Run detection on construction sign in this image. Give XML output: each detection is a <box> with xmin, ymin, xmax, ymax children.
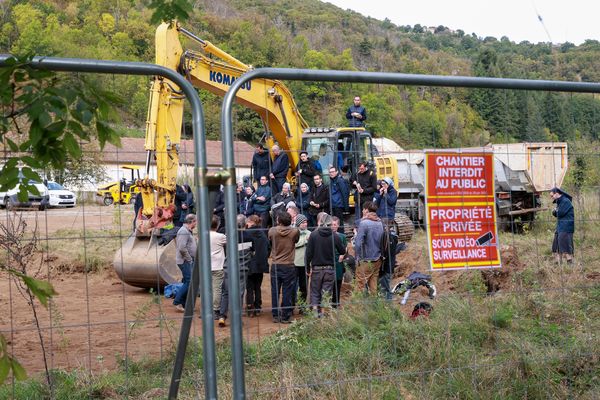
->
<box><xmin>424</xmin><ymin>149</ymin><xmax>501</xmax><ymax>271</ymax></box>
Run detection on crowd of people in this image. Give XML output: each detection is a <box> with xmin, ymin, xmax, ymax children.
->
<box><xmin>166</xmin><ymin>95</ymin><xmax>408</xmax><ymax>324</ymax></box>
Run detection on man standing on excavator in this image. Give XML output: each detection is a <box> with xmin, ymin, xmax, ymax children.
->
<box><xmin>346</xmin><ymin>96</ymin><xmax>367</xmax><ymax>127</ymax></box>
<box><xmin>270</xmin><ymin>145</ymin><xmax>289</xmax><ymax>194</ymax></box>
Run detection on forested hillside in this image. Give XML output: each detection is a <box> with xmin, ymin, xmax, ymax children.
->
<box><xmin>2</xmin><ymin>0</ymin><xmax>600</xmax><ymax>152</ymax></box>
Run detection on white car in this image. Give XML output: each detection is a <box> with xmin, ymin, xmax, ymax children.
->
<box><xmin>0</xmin><ymin>178</ymin><xmax>50</xmax><ymax>211</ymax></box>
<box><xmin>46</xmin><ymin>181</ymin><xmax>76</xmax><ymax>208</ymax></box>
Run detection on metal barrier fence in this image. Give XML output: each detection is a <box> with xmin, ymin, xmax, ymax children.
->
<box><xmin>0</xmin><ymin>58</ymin><xmax>599</xmax><ymax>399</ymax></box>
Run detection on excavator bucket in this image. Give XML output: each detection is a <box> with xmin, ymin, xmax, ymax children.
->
<box><xmin>113</xmin><ymin>235</ymin><xmax>182</xmax><ymax>288</ymax></box>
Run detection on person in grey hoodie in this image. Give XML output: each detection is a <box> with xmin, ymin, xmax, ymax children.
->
<box><xmin>173</xmin><ymin>214</ymin><xmax>197</xmax><ymax>311</ymax></box>
<box><xmin>353</xmin><ymin>201</ymin><xmax>384</xmax><ymax>295</ymax></box>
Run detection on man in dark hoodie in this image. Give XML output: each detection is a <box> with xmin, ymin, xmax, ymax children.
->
<box><xmin>550</xmin><ymin>187</ymin><xmax>575</xmax><ymax>264</ymax></box>
<box><xmin>252</xmin><ymin>144</ymin><xmax>270</xmax><ymax>183</ymax></box>
<box><xmin>295</xmin><ymin>151</ymin><xmax>318</xmax><ymax>189</ymax></box>
<box><xmin>306</xmin><ymin>213</ymin><xmax>346</xmax><ymax>317</ymax></box>
<box><xmin>268</xmin><ymin>211</ymin><xmax>300</xmax><ymax>323</ymax></box>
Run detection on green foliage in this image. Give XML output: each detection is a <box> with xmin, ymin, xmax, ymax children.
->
<box><xmin>0</xmin><ymin>55</ymin><xmax>121</xmax><ymax>200</ymax></box>
<box><xmin>147</xmin><ymin>0</ymin><xmax>193</xmax><ymax>25</ymax></box>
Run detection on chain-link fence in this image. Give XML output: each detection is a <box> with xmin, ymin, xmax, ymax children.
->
<box><xmin>1</xmin><ymin>62</ymin><xmax>599</xmax><ymax>399</ymax></box>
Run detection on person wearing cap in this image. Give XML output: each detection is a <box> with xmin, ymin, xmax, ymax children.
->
<box><xmin>374</xmin><ymin>177</ymin><xmax>398</xmax><ymax>220</ymax></box>
<box><xmin>292</xmin><ymin>214</ymin><xmax>310</xmax><ymax>313</ymax></box>
<box><xmin>550</xmin><ymin>187</ymin><xmax>575</xmax><ymax>264</ymax></box>
<box><xmin>305</xmin><ymin>213</ymin><xmax>346</xmax><ymax>317</ymax></box>
<box><xmin>295</xmin><ymin>150</ymin><xmax>318</xmax><ymax>189</ymax></box>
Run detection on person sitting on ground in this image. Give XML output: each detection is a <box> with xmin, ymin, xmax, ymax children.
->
<box><xmin>305</xmin><ymin>213</ymin><xmax>346</xmax><ymax>318</ymax></box>
<box><xmin>173</xmin><ymin>214</ymin><xmax>197</xmax><ymax>312</ymax></box>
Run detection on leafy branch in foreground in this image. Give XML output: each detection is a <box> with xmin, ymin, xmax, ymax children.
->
<box><xmin>0</xmin><ymin>54</ymin><xmax>122</xmax><ymax>201</ymax></box>
<box><xmin>0</xmin><ymin>213</ymin><xmax>58</xmax><ymax>386</ymax></box>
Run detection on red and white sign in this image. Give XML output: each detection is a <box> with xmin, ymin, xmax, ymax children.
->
<box><xmin>425</xmin><ymin>149</ymin><xmax>501</xmax><ymax>270</ymax></box>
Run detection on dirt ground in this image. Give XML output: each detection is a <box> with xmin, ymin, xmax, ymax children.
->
<box><xmin>0</xmin><ymin>205</ymin><xmax>453</xmax><ymax>375</ymax></box>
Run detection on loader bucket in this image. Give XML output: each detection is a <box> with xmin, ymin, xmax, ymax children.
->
<box><xmin>113</xmin><ymin>234</ymin><xmax>182</xmax><ymax>288</ymax></box>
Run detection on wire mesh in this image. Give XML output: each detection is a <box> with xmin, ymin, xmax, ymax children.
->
<box><xmin>1</xmin><ymin>84</ymin><xmax>599</xmax><ymax>399</ymax></box>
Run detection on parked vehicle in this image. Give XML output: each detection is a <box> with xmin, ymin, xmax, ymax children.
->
<box><xmin>374</xmin><ymin>142</ymin><xmax>569</xmax><ymax>230</ymax></box>
<box><xmin>96</xmin><ymin>165</ymin><xmax>141</xmax><ymax>206</ymax></box>
<box><xmin>46</xmin><ymin>181</ymin><xmax>76</xmax><ymax>208</ymax></box>
<box><xmin>0</xmin><ymin>172</ymin><xmax>49</xmax><ymax>211</ymax></box>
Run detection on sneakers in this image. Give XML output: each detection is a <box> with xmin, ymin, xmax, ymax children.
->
<box><xmin>279</xmin><ymin>318</ymin><xmax>292</xmax><ymax>324</ymax></box>
<box><xmin>174</xmin><ymin>304</ymin><xmax>185</xmax><ymax>313</ymax></box>
<box><xmin>218</xmin><ymin>317</ymin><xmax>226</xmax><ymax>327</ymax></box>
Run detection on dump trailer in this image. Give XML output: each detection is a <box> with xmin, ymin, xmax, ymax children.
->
<box><xmin>493</xmin><ymin>142</ymin><xmax>568</xmax><ymax>227</ymax></box>
<box><xmin>375</xmin><ymin>142</ymin><xmax>569</xmax><ymax>228</ymax></box>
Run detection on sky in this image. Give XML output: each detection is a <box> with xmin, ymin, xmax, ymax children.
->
<box><xmin>322</xmin><ymin>0</ymin><xmax>599</xmax><ymax>45</ymax></box>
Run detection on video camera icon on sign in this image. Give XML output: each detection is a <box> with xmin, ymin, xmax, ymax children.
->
<box><xmin>476</xmin><ymin>231</ymin><xmax>494</xmax><ymax>246</ymax></box>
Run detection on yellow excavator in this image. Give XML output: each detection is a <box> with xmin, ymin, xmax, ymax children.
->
<box><xmin>114</xmin><ymin>21</ymin><xmax>413</xmax><ymax>288</ymax></box>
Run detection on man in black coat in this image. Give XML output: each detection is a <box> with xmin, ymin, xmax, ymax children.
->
<box><xmin>270</xmin><ymin>145</ymin><xmax>289</xmax><ymax>194</ymax></box>
<box><xmin>352</xmin><ymin>161</ymin><xmax>377</xmax><ymax>221</ymax></box>
<box><xmin>295</xmin><ymin>151</ymin><xmax>318</xmax><ymax>188</ymax></box>
<box><xmin>243</xmin><ymin>214</ymin><xmax>270</xmax><ymax>315</ymax></box>
<box><xmin>251</xmin><ymin>144</ymin><xmax>271</xmax><ymax>183</ymax></box>
<box><xmin>308</xmin><ymin>173</ymin><xmax>329</xmax><ymax>229</ymax></box>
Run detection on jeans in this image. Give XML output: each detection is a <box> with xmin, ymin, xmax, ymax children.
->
<box><xmin>246</xmin><ymin>273</ymin><xmax>264</xmax><ymax>311</ymax></box>
<box><xmin>173</xmin><ymin>261</ymin><xmax>193</xmax><ymax>306</ymax></box>
<box><xmin>292</xmin><ymin>266</ymin><xmax>308</xmax><ymax>307</ymax></box>
<box><xmin>378</xmin><ymin>272</ymin><xmax>393</xmax><ymax>300</ymax></box>
<box><xmin>309</xmin><ymin>268</ymin><xmax>335</xmax><ymax>309</ymax></box>
<box><xmin>219</xmin><ymin>269</ymin><xmax>248</xmax><ymax>319</ymax></box>
<box><xmin>270</xmin><ymin>264</ymin><xmax>297</xmax><ymax>320</ymax></box>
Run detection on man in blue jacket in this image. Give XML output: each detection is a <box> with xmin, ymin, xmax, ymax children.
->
<box><xmin>328</xmin><ymin>166</ymin><xmax>349</xmax><ymax>233</ymax></box>
<box><xmin>270</xmin><ymin>145</ymin><xmax>289</xmax><ymax>194</ymax></box>
<box><xmin>345</xmin><ymin>96</ymin><xmax>367</xmax><ymax>127</ymax></box>
<box><xmin>253</xmin><ymin>176</ymin><xmax>272</xmax><ymax>229</ymax></box>
<box><xmin>374</xmin><ymin>177</ymin><xmax>397</xmax><ymax>220</ymax></box>
<box><xmin>550</xmin><ymin>187</ymin><xmax>575</xmax><ymax>264</ymax></box>
<box><xmin>354</xmin><ymin>201</ymin><xmax>384</xmax><ymax>295</ymax></box>
<box><xmin>251</xmin><ymin>144</ymin><xmax>270</xmax><ymax>184</ymax></box>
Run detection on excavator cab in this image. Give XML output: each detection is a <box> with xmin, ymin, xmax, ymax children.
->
<box><xmin>301</xmin><ymin>127</ymin><xmax>376</xmax><ymax>185</ymax></box>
